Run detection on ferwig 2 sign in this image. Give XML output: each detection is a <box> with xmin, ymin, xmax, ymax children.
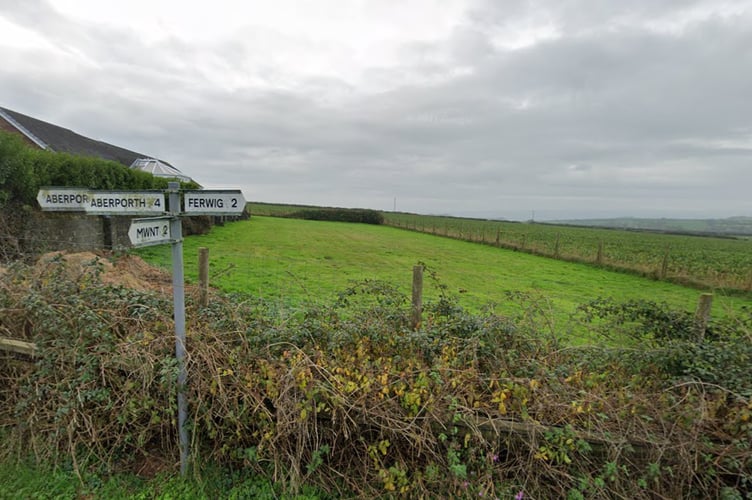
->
<box><xmin>183</xmin><ymin>190</ymin><xmax>245</xmax><ymax>215</ymax></box>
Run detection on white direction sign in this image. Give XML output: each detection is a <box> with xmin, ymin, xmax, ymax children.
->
<box><xmin>128</xmin><ymin>217</ymin><xmax>172</xmax><ymax>247</ymax></box>
<box><xmin>37</xmin><ymin>188</ymin><xmax>165</xmax><ymax>215</ymax></box>
<box><xmin>183</xmin><ymin>190</ymin><xmax>245</xmax><ymax>215</ymax></box>
<box><xmin>37</xmin><ymin>187</ymin><xmax>91</xmax><ymax>211</ymax></box>
<box><xmin>86</xmin><ymin>191</ymin><xmax>165</xmax><ymax>215</ymax></box>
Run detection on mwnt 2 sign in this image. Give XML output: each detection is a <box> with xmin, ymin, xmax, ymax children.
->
<box><xmin>127</xmin><ymin>217</ymin><xmax>172</xmax><ymax>247</ymax></box>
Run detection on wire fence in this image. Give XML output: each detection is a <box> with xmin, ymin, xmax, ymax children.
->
<box><xmin>178</xmin><ymin>251</ymin><xmax>425</xmax><ymax>308</ymax></box>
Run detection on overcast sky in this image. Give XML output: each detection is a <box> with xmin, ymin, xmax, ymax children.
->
<box><xmin>1</xmin><ymin>0</ymin><xmax>751</xmax><ymax>220</ymax></box>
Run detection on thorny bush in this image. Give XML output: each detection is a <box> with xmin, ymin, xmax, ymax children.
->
<box><xmin>1</xmin><ymin>255</ymin><xmax>751</xmax><ymax>498</ymax></box>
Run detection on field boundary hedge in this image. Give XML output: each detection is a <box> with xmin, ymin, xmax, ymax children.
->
<box><xmin>286</xmin><ymin>208</ymin><xmax>384</xmax><ymax>224</ymax></box>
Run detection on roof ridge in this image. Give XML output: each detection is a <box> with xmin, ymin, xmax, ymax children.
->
<box><xmin>0</xmin><ymin>107</ymin><xmax>50</xmax><ymax>150</ymax></box>
<box><xmin>0</xmin><ymin>105</ymin><xmax>193</xmax><ymax>183</ymax></box>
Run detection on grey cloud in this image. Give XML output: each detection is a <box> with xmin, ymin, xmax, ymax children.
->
<box><xmin>1</xmin><ymin>0</ymin><xmax>751</xmax><ymax>219</ymax></box>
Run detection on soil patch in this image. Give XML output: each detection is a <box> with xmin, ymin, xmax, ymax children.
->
<box><xmin>35</xmin><ymin>251</ymin><xmax>173</xmax><ymax>294</ymax></box>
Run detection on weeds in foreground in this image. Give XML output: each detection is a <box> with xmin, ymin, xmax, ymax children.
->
<box><xmin>1</xmin><ymin>255</ymin><xmax>750</xmax><ymax>498</ymax></box>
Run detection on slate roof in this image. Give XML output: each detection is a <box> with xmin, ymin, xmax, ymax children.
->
<box><xmin>0</xmin><ymin>106</ymin><xmax>175</xmax><ymax>168</ymax></box>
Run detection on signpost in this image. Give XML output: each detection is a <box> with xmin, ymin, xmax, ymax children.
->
<box><xmin>86</xmin><ymin>190</ymin><xmax>165</xmax><ymax>215</ymax></box>
<box><xmin>37</xmin><ymin>187</ymin><xmax>165</xmax><ymax>215</ymax></box>
<box><xmin>36</xmin><ymin>187</ymin><xmax>92</xmax><ymax>212</ymax></box>
<box><xmin>37</xmin><ymin>184</ymin><xmax>246</xmax><ymax>475</ymax></box>
<box><xmin>184</xmin><ymin>189</ymin><xmax>245</xmax><ymax>215</ymax></box>
<box><xmin>128</xmin><ymin>216</ymin><xmax>172</xmax><ymax>247</ymax></box>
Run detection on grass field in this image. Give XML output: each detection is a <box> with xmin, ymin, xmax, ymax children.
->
<box><xmin>135</xmin><ymin>216</ymin><xmax>750</xmax><ymax>333</ymax></box>
<box><xmin>249</xmin><ymin>203</ymin><xmax>752</xmax><ymax>292</ymax></box>
<box><xmin>382</xmin><ymin>212</ymin><xmax>752</xmax><ymax>290</ymax></box>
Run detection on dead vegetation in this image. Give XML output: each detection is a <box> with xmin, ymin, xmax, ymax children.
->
<box><xmin>1</xmin><ymin>253</ymin><xmax>750</xmax><ymax>497</ymax></box>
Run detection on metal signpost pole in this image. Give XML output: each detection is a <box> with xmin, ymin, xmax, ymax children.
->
<box><xmin>38</xmin><ymin>184</ymin><xmax>245</xmax><ymax>478</ymax></box>
<box><xmin>167</xmin><ymin>182</ymin><xmax>189</xmax><ymax>475</ymax></box>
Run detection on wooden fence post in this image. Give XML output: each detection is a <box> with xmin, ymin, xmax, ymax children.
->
<box><xmin>660</xmin><ymin>246</ymin><xmax>670</xmax><ymax>280</ymax></box>
<box><xmin>694</xmin><ymin>293</ymin><xmax>713</xmax><ymax>342</ymax></box>
<box><xmin>596</xmin><ymin>241</ymin><xmax>604</xmax><ymax>265</ymax></box>
<box><xmin>411</xmin><ymin>265</ymin><xmax>423</xmax><ymax>330</ymax></box>
<box><xmin>495</xmin><ymin>228</ymin><xmax>500</xmax><ymax>247</ymax></box>
<box><xmin>554</xmin><ymin>233</ymin><xmax>561</xmax><ymax>258</ymax></box>
<box><xmin>199</xmin><ymin>247</ymin><xmax>209</xmax><ymax>307</ymax></box>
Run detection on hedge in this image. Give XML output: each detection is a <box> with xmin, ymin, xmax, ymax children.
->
<box><xmin>286</xmin><ymin>208</ymin><xmax>384</xmax><ymax>225</ymax></box>
<box><xmin>0</xmin><ymin>131</ymin><xmax>198</xmax><ymax>208</ymax></box>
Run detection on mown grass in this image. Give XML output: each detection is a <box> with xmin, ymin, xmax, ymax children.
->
<box><xmin>135</xmin><ymin>216</ymin><xmax>750</xmax><ymax>333</ymax></box>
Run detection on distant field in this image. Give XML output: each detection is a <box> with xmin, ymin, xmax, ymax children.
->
<box><xmin>383</xmin><ymin>212</ymin><xmax>752</xmax><ymax>292</ymax></box>
<box><xmin>552</xmin><ymin>216</ymin><xmax>752</xmax><ymax>236</ymax></box>
<box><xmin>136</xmin><ymin>216</ymin><xmax>749</xmax><ymax>340</ymax></box>
<box><xmin>248</xmin><ymin>203</ymin><xmax>752</xmax><ymax>292</ymax></box>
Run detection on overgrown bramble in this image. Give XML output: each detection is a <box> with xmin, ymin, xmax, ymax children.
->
<box><xmin>1</xmin><ymin>259</ymin><xmax>751</xmax><ymax>498</ymax></box>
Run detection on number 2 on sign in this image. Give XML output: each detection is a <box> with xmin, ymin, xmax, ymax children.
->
<box><xmin>162</xmin><ymin>225</ymin><xmax>168</xmax><ymax>237</ymax></box>
<box><xmin>231</xmin><ymin>198</ymin><xmax>238</xmax><ymax>208</ymax></box>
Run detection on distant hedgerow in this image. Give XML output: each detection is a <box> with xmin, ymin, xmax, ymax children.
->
<box><xmin>286</xmin><ymin>208</ymin><xmax>384</xmax><ymax>225</ymax></box>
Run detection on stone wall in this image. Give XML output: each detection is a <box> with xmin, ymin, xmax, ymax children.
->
<box><xmin>14</xmin><ymin>212</ymin><xmax>216</xmax><ymax>256</ymax></box>
<box><xmin>20</xmin><ymin>212</ymin><xmax>119</xmax><ymax>253</ymax></box>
